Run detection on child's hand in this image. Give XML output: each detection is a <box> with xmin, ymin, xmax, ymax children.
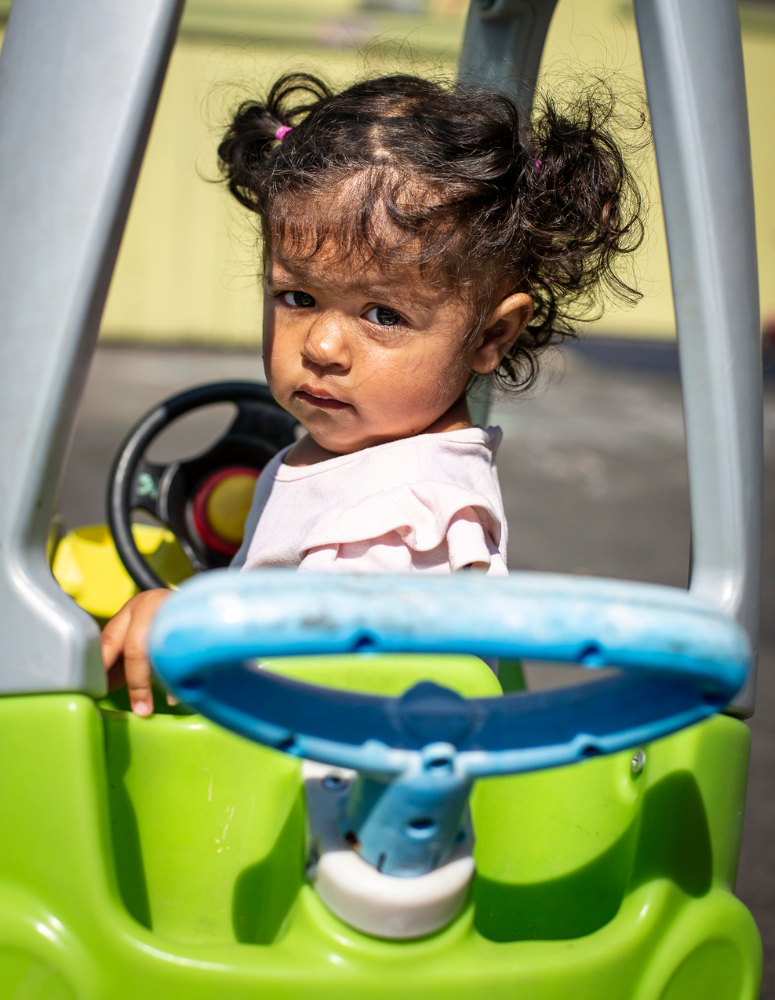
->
<box><xmin>101</xmin><ymin>589</ymin><xmax>172</xmax><ymax>717</ymax></box>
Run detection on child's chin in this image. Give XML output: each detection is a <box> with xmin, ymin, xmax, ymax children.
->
<box><xmin>315</xmin><ymin>429</ymin><xmax>373</xmax><ymax>455</ymax></box>
<box><xmin>320</xmin><ymin>439</ymin><xmax>365</xmax><ymax>456</ymax></box>
<box><xmin>326</xmin><ymin>429</ymin><xmax>407</xmax><ymax>455</ymax></box>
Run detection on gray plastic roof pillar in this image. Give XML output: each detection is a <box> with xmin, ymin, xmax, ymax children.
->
<box><xmin>0</xmin><ymin>0</ymin><xmax>184</xmax><ymax>693</ymax></box>
<box><xmin>458</xmin><ymin>0</ymin><xmax>559</xmax><ymax>113</ymax></box>
<box><xmin>459</xmin><ymin>0</ymin><xmax>559</xmax><ymax>427</ymax></box>
<box><xmin>633</xmin><ymin>0</ymin><xmax>763</xmax><ymax>715</ymax></box>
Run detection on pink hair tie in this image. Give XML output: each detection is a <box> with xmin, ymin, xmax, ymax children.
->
<box><xmin>275</xmin><ymin>125</ymin><xmax>292</xmax><ymax>142</ymax></box>
<box><xmin>534</xmin><ymin>158</ymin><xmax>542</xmax><ymax>173</ymax></box>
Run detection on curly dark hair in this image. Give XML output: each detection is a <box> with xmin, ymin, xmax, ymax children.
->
<box><xmin>218</xmin><ymin>72</ymin><xmax>644</xmax><ymax>391</ymax></box>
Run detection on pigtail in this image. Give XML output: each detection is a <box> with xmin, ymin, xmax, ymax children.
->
<box><xmin>218</xmin><ymin>74</ymin><xmax>332</xmax><ymax>213</ymax></box>
<box><xmin>529</xmin><ymin>91</ymin><xmax>643</xmax><ymax>303</ymax></box>
<box><xmin>495</xmin><ymin>88</ymin><xmax>644</xmax><ymax>391</ymax></box>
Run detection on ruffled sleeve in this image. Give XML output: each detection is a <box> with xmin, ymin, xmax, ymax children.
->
<box><xmin>296</xmin><ymin>481</ymin><xmax>507</xmax><ymax>576</ymax></box>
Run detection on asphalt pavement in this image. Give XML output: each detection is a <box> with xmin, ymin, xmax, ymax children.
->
<box><xmin>59</xmin><ymin>342</ymin><xmax>775</xmax><ymax>995</ymax></box>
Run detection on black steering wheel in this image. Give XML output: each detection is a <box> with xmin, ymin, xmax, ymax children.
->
<box><xmin>107</xmin><ymin>381</ymin><xmax>298</xmax><ymax>591</ymax></box>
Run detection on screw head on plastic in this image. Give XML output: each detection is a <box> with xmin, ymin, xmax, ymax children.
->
<box><xmin>631</xmin><ymin>749</ymin><xmax>646</xmax><ymax>774</ymax></box>
<box><xmin>322</xmin><ymin>773</ymin><xmax>349</xmax><ymax>792</ymax></box>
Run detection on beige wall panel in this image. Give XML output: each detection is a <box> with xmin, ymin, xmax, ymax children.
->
<box><xmin>542</xmin><ymin>0</ymin><xmax>775</xmax><ymax>338</ymax></box>
<box><xmin>744</xmin><ymin>29</ymin><xmax>775</xmax><ymax>332</ymax></box>
<box><xmin>541</xmin><ymin>0</ymin><xmax>675</xmax><ymax>338</ymax></box>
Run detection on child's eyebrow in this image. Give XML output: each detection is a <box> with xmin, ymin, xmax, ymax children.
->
<box><xmin>267</xmin><ymin>262</ymin><xmax>437</xmax><ymax>310</ymax></box>
<box><xmin>350</xmin><ymin>280</ymin><xmax>412</xmax><ymax>301</ymax></box>
<box><xmin>264</xmin><ymin>263</ymin><xmax>302</xmax><ymax>285</ymax></box>
<box><xmin>336</xmin><ymin>279</ymin><xmax>439</xmax><ymax>314</ymax></box>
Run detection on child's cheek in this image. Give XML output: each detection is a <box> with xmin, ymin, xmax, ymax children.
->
<box><xmin>261</xmin><ymin>297</ymin><xmax>275</xmax><ymax>352</ymax></box>
<box><xmin>261</xmin><ymin>331</ymin><xmax>275</xmax><ymax>386</ymax></box>
<box><xmin>261</xmin><ymin>307</ymin><xmax>288</xmax><ymax>389</ymax></box>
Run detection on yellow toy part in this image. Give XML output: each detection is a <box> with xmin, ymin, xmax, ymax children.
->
<box><xmin>205</xmin><ymin>473</ymin><xmax>257</xmax><ymax>546</ymax></box>
<box><xmin>52</xmin><ymin>523</ymin><xmax>193</xmax><ymax>623</ymax></box>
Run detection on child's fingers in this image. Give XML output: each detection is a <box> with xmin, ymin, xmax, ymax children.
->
<box><xmin>125</xmin><ymin>590</ymin><xmax>173</xmax><ymax>716</ymax></box>
<box><xmin>101</xmin><ymin>602</ymin><xmax>132</xmax><ymax>671</ymax></box>
<box><xmin>101</xmin><ymin>590</ymin><xmax>172</xmax><ymax>717</ymax></box>
<box><xmin>123</xmin><ymin>624</ymin><xmax>155</xmax><ymax>717</ymax></box>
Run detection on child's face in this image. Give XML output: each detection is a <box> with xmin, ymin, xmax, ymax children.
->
<box><xmin>262</xmin><ymin>252</ymin><xmax>529</xmax><ymax>454</ymax></box>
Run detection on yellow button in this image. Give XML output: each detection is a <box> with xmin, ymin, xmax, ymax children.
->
<box><xmin>205</xmin><ymin>474</ymin><xmax>257</xmax><ymax>545</ymax></box>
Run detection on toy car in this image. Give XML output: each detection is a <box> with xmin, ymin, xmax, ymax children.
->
<box><xmin>0</xmin><ymin>0</ymin><xmax>764</xmax><ymax>996</ymax></box>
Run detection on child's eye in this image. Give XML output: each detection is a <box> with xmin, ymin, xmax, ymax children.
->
<box><xmin>282</xmin><ymin>291</ymin><xmax>315</xmax><ymax>308</ymax></box>
<box><xmin>365</xmin><ymin>306</ymin><xmax>403</xmax><ymax>327</ymax></box>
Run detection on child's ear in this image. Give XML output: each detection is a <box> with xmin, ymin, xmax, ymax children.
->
<box><xmin>470</xmin><ymin>293</ymin><xmax>534</xmax><ymax>374</ymax></box>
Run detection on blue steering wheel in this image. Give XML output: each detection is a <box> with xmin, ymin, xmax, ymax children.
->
<box><xmin>149</xmin><ymin>570</ymin><xmax>749</xmax><ymax>877</ymax></box>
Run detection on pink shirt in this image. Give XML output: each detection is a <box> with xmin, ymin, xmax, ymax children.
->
<box><xmin>233</xmin><ymin>427</ymin><xmax>507</xmax><ymax>576</ymax></box>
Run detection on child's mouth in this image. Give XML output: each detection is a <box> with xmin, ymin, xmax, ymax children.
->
<box><xmin>295</xmin><ymin>388</ymin><xmax>351</xmax><ymax>411</ymax></box>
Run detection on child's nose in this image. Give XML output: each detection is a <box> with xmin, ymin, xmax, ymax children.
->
<box><xmin>302</xmin><ymin>314</ymin><xmax>352</xmax><ymax>370</ymax></box>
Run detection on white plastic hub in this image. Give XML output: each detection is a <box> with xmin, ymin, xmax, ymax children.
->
<box><xmin>302</xmin><ymin>761</ymin><xmax>475</xmax><ymax>940</ymax></box>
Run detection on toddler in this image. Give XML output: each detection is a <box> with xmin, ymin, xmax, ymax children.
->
<box><xmin>102</xmin><ymin>72</ymin><xmax>642</xmax><ymax>714</ymax></box>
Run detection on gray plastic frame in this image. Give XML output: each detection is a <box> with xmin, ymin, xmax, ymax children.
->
<box><xmin>0</xmin><ymin>0</ymin><xmax>762</xmax><ymax>713</ymax></box>
<box><xmin>461</xmin><ymin>0</ymin><xmax>762</xmax><ymax>714</ymax></box>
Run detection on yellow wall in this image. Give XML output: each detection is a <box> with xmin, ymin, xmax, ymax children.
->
<box><xmin>742</xmin><ymin>25</ymin><xmax>775</xmax><ymax>333</ymax></box>
<box><xmin>2</xmin><ymin>1</ymin><xmax>774</xmax><ymax>342</ymax></box>
<box><xmin>539</xmin><ymin>1</ymin><xmax>775</xmax><ymax>339</ymax></box>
